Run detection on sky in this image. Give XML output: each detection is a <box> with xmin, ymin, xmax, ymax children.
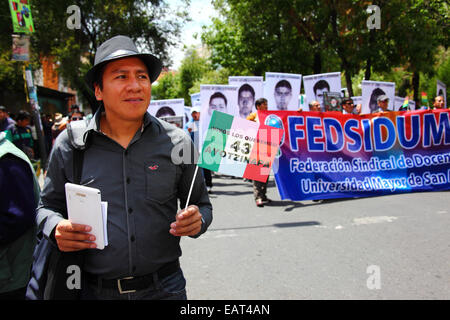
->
<box><xmin>167</xmin><ymin>0</ymin><xmax>219</xmax><ymax>70</ymax></box>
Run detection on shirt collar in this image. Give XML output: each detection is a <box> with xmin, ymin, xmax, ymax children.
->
<box><xmin>84</xmin><ymin>105</ymin><xmax>155</xmax><ymax>139</ymax></box>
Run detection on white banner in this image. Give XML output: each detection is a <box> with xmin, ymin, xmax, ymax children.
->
<box><xmin>351</xmin><ymin>96</ymin><xmax>362</xmax><ymax>106</ymax></box>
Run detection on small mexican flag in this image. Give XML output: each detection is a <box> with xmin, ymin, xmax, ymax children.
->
<box><xmin>399</xmin><ymin>97</ymin><xmax>410</xmax><ymax>111</ymax></box>
<box><xmin>198</xmin><ymin>111</ymin><xmax>283</xmax><ymax>182</ymax></box>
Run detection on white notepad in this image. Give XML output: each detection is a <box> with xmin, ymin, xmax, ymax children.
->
<box><xmin>65</xmin><ymin>183</ymin><xmax>108</xmax><ymax>250</ymax></box>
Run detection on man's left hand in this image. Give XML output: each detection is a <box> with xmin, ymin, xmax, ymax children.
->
<box><xmin>170</xmin><ymin>205</ymin><xmax>202</xmax><ymax>237</ymax></box>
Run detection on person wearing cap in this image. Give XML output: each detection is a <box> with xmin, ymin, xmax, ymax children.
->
<box><xmin>375</xmin><ymin>95</ymin><xmax>391</xmax><ymax>113</ymax></box>
<box><xmin>342</xmin><ymin>98</ymin><xmax>361</xmax><ymax>115</ymax></box>
<box><xmin>30</xmin><ymin>35</ymin><xmax>212</xmax><ymax>300</ymax></box>
<box><xmin>0</xmin><ymin>106</ymin><xmax>16</xmax><ymax>133</ymax></box>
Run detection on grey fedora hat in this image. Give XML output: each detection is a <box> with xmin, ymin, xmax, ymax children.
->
<box><xmin>85</xmin><ymin>35</ymin><xmax>163</xmax><ymax>89</ymax></box>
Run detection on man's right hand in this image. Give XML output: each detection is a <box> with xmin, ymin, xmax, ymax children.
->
<box><xmin>54</xmin><ymin>219</ymin><xmax>96</xmax><ymax>252</ymax></box>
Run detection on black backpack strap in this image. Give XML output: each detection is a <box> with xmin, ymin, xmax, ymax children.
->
<box><xmin>72</xmin><ymin>148</ymin><xmax>84</xmax><ymax>185</ymax></box>
<box><xmin>66</xmin><ymin>120</ymin><xmax>89</xmax><ymax>184</ymax></box>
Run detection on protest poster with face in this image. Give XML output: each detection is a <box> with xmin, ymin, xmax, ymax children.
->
<box><xmin>148</xmin><ymin>98</ymin><xmax>185</xmax><ymax>125</ymax></box>
<box><xmin>303</xmin><ymin>72</ymin><xmax>341</xmax><ymax>111</ymax></box>
<box><xmin>351</xmin><ymin>96</ymin><xmax>362</xmax><ymax>106</ymax></box>
<box><xmin>436</xmin><ymin>80</ymin><xmax>447</xmax><ymax>108</ymax></box>
<box><xmin>264</xmin><ymin>72</ymin><xmax>302</xmax><ymax>111</ymax></box>
<box><xmin>190</xmin><ymin>92</ymin><xmax>201</xmax><ymax>107</ymax></box>
<box><xmin>184</xmin><ymin>106</ymin><xmax>193</xmax><ymax>127</ymax></box>
<box><xmin>228</xmin><ymin>76</ymin><xmax>264</xmax><ymax>119</ymax></box>
<box><xmin>199</xmin><ymin>84</ymin><xmax>239</xmax><ymax>147</ymax></box>
<box><xmin>361</xmin><ymin>80</ymin><xmax>396</xmax><ymax>114</ymax></box>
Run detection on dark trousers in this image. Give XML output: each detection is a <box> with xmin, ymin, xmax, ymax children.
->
<box><xmin>0</xmin><ymin>287</ymin><xmax>26</xmax><ymax>300</ymax></box>
<box><xmin>253</xmin><ymin>178</ymin><xmax>268</xmax><ymax>201</ymax></box>
<box><xmin>202</xmin><ymin>168</ymin><xmax>212</xmax><ymax>187</ymax></box>
<box><xmin>80</xmin><ymin>268</ymin><xmax>187</xmax><ymax>300</ymax></box>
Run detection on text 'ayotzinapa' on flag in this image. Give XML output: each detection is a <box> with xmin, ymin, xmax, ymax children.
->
<box><xmin>198</xmin><ymin>110</ymin><xmax>283</xmax><ymax>182</ymax></box>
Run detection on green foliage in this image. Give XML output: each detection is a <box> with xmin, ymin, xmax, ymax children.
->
<box><xmin>152</xmin><ymin>48</ymin><xmax>217</xmax><ymax>104</ymax></box>
<box><xmin>0</xmin><ymin>1</ymin><xmax>40</xmax><ymax>108</ymax></box>
<box><xmin>203</xmin><ymin>0</ymin><xmax>324</xmax><ymax>76</ymax></box>
<box><xmin>151</xmin><ymin>71</ymin><xmax>181</xmax><ymax>100</ymax></box>
<box><xmin>0</xmin><ymin>0</ymin><xmax>189</xmax><ymax>110</ymax></box>
<box><xmin>190</xmin><ymin>68</ymin><xmax>231</xmax><ymax>95</ymax></box>
<box><xmin>421</xmin><ymin>51</ymin><xmax>450</xmax><ymax>104</ymax></box>
<box><xmin>201</xmin><ymin>0</ymin><xmax>449</xmax><ymax>101</ymax></box>
<box><xmin>178</xmin><ymin>48</ymin><xmax>212</xmax><ymax>102</ymax></box>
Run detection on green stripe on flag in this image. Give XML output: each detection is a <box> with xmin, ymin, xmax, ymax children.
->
<box><xmin>199</xmin><ymin>111</ymin><xmax>234</xmax><ymax>172</ymax></box>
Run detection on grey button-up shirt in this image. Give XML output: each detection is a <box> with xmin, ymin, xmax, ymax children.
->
<box><xmin>37</xmin><ymin>109</ymin><xmax>212</xmax><ymax>279</ymax></box>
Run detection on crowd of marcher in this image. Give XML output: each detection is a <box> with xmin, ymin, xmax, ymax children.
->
<box><xmin>0</xmin><ymin>105</ymin><xmax>89</xmax><ymax>164</ymax></box>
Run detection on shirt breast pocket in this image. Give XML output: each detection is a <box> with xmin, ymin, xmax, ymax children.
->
<box><xmin>145</xmin><ymin>162</ymin><xmax>177</xmax><ymax>204</ymax></box>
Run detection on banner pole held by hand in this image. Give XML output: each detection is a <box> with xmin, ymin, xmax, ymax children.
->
<box><xmin>184</xmin><ymin>165</ymin><xmax>199</xmax><ymax>212</ymax></box>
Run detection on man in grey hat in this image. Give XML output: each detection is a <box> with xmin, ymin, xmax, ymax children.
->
<box><xmin>31</xmin><ymin>35</ymin><xmax>212</xmax><ymax>300</ymax></box>
<box><xmin>375</xmin><ymin>94</ymin><xmax>391</xmax><ymax>112</ymax></box>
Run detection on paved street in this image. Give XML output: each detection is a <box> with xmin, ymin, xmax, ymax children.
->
<box><xmin>180</xmin><ymin>174</ymin><xmax>450</xmax><ymax>300</ymax></box>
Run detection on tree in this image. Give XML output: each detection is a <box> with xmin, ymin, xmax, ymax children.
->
<box><xmin>190</xmin><ymin>68</ymin><xmax>231</xmax><ymax>94</ymax></box>
<box><xmin>386</xmin><ymin>0</ymin><xmax>449</xmax><ymax>105</ymax></box>
<box><xmin>178</xmin><ymin>48</ymin><xmax>212</xmax><ymax>102</ymax></box>
<box><xmin>151</xmin><ymin>70</ymin><xmax>181</xmax><ymax>101</ymax></box>
<box><xmin>152</xmin><ymin>47</ymin><xmax>214</xmax><ymax>104</ymax></box>
<box><xmin>202</xmin><ymin>0</ymin><xmax>449</xmax><ymax>102</ymax></box>
<box><xmin>203</xmin><ymin>0</ymin><xmax>326</xmax><ymax>76</ymax></box>
<box><xmin>0</xmin><ymin>1</ymin><xmax>40</xmax><ymax>110</ymax></box>
<box><xmin>0</xmin><ymin>0</ymin><xmax>189</xmax><ymax>111</ymax></box>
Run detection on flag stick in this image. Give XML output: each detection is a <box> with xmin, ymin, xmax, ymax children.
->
<box><xmin>184</xmin><ymin>165</ymin><xmax>199</xmax><ymax>212</ymax></box>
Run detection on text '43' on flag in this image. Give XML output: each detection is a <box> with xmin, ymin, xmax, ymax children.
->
<box><xmin>198</xmin><ymin>111</ymin><xmax>283</xmax><ymax>183</ymax></box>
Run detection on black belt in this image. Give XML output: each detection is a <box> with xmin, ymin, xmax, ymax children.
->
<box><xmin>86</xmin><ymin>260</ymin><xmax>180</xmax><ymax>294</ymax></box>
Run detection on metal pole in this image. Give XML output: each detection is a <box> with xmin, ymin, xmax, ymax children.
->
<box><xmin>24</xmin><ymin>64</ymin><xmax>48</xmax><ymax>167</ymax></box>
